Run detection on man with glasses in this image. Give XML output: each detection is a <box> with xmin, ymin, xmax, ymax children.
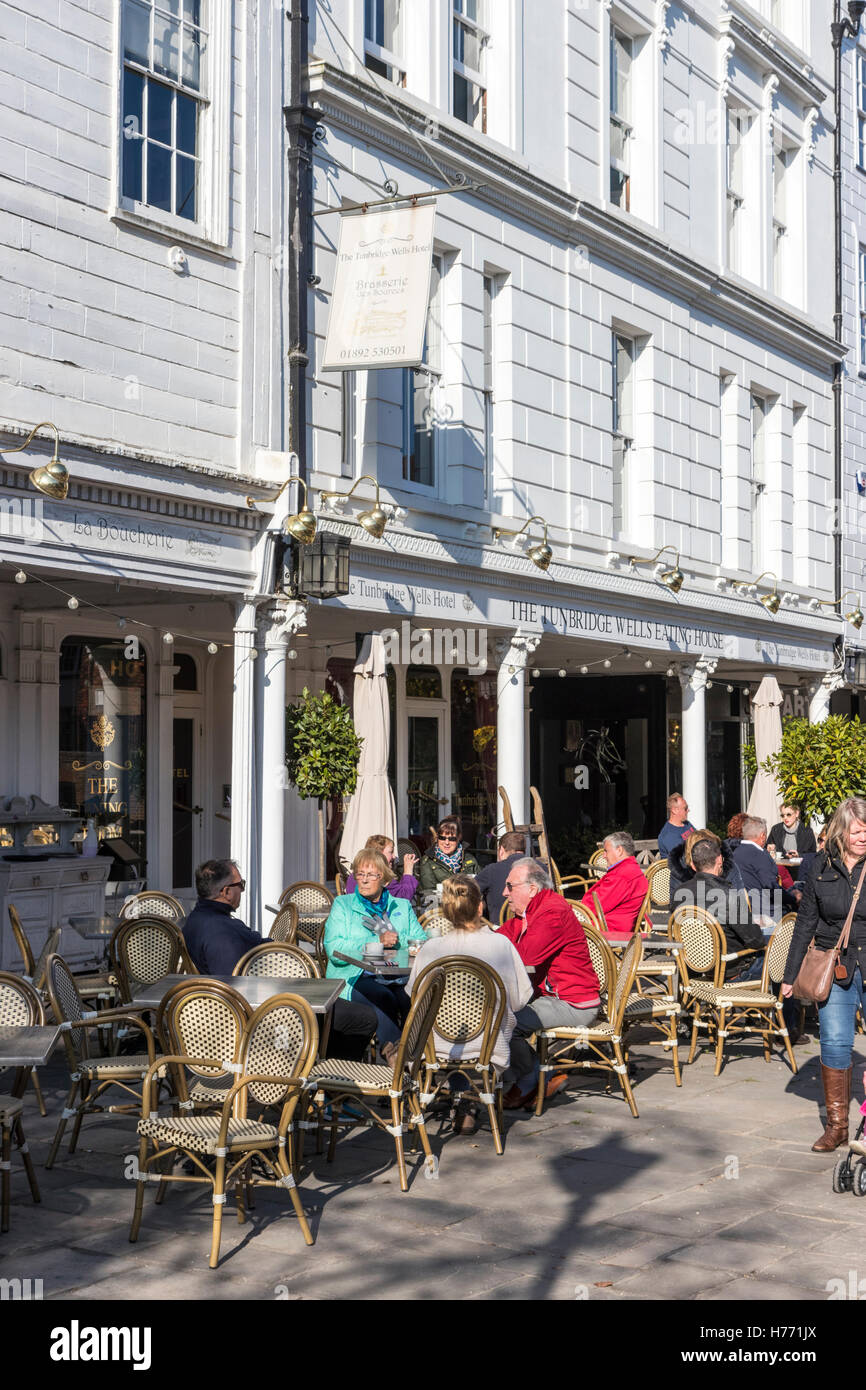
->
<box><xmin>183</xmin><ymin>859</ymin><xmax>378</xmax><ymax>1061</ymax></box>
<box><xmin>499</xmin><ymin>858</ymin><xmax>601</xmax><ymax>1108</ymax></box>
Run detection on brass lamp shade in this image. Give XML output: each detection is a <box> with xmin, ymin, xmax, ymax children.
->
<box><xmin>660</xmin><ymin>564</ymin><xmax>684</xmax><ymax>593</ymax></box>
<box><xmin>29</xmin><ymin>459</ymin><xmax>69</xmax><ymax>501</ymax></box>
<box><xmin>759</xmin><ymin>590</ymin><xmax>781</xmax><ymax>615</ymax></box>
<box><xmin>847</xmin><ymin>606</ymin><xmax>865</xmax><ymax>630</ymax></box>
<box><xmin>527</xmin><ymin>540</ymin><xmax>553</xmax><ymax>571</ymax></box>
<box><xmin>285</xmin><ymin>506</ymin><xmax>317</xmax><ymax>544</ymax></box>
<box><xmin>358</xmin><ymin>505</ymin><xmax>388</xmax><ymax>539</ymax></box>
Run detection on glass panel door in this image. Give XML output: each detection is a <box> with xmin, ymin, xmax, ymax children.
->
<box><xmin>407</xmin><ymin>710</ymin><xmax>445</xmax><ymax>836</ymax></box>
<box><xmin>172</xmin><ymin>716</ymin><xmax>199</xmax><ymax>890</ymax></box>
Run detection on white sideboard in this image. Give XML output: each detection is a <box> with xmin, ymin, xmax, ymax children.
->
<box><xmin>0</xmin><ymin>856</ymin><xmax>111</xmax><ymax>972</ymax></box>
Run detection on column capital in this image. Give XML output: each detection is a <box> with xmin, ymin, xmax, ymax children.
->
<box><xmin>260</xmin><ymin>599</ymin><xmax>308</xmax><ymax>649</ymax></box>
<box><xmin>677</xmin><ymin>657</ymin><xmax>718</xmax><ymax>692</ymax></box>
<box><xmin>809</xmin><ymin>668</ymin><xmax>847</xmax><ymax>699</ymax></box>
<box><xmin>495</xmin><ymin>628</ymin><xmax>542</xmax><ymax>672</ymax></box>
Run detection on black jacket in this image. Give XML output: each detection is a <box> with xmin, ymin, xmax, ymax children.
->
<box><xmin>182</xmin><ymin>898</ymin><xmax>262</xmax><ymax>975</ymax></box>
<box><xmin>673</xmin><ymin>871</ymin><xmax>765</xmax><ymax>979</ymax></box>
<box><xmin>669</xmin><ymin>839</ymin><xmax>745</xmax><ymax>894</ymax></box>
<box><xmin>474</xmin><ymin>852</ymin><xmax>522</xmax><ymax>926</ymax></box>
<box><xmin>767</xmin><ymin>820</ymin><xmax>816</xmax><ymax>856</ymax></box>
<box><xmin>783</xmin><ymin>851</ymin><xmax>866</xmax><ymax>986</ymax></box>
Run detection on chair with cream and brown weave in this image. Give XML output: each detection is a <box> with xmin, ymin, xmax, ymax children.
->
<box><xmin>419</xmin><ymin>909</ymin><xmax>453</xmax><ymax>936</ymax></box>
<box><xmin>155</xmin><ymin>978</ymin><xmax>253</xmax><ymax>1118</ymax></box>
<box><xmin>587</xmin><ymin>848</ymin><xmax>608</xmax><ymax>880</ymax></box>
<box><xmin>130</xmin><ymin>993</ymin><xmax>320</xmax><ymax>1267</ymax></box>
<box><xmin>278</xmin><ymin>883</ymin><xmax>334</xmax><ymax>970</ymax></box>
<box><xmin>414</xmin><ymin>956</ymin><xmax>507</xmax><ymax>1154</ymax></box>
<box><xmin>308</xmin><ymin>966</ymin><xmax>446</xmax><ymax>1191</ymax></box>
<box><xmin>109</xmin><ymin>916</ymin><xmax>197</xmax><ymax>1006</ymax></box>
<box><xmin>268</xmin><ymin>903</ymin><xmax>299</xmax><ymax>944</ymax></box>
<box><xmin>118</xmin><ymin>891</ymin><xmax>185</xmax><ymax>923</ymax></box>
<box><xmin>44</xmin><ymin>953</ymin><xmax>160</xmax><ymax>1168</ymax></box>
<box><xmin>0</xmin><ymin>972</ymin><xmax>44</xmax><ymax>1230</ymax></box>
<box><xmin>233</xmin><ymin>942</ymin><xmax>321</xmax><ymax>980</ymax></box>
<box><xmin>5</xmin><ymin>910</ymin><xmax>61</xmax><ymax>1115</ymax></box>
<box><xmin>670</xmin><ymin>904</ymin><xmax>796</xmax><ymax>1076</ymax></box>
<box><xmin>645</xmin><ymin>859</ymin><xmax>671</xmax><ymax>920</ymax></box>
<box><xmin>531</xmin><ymin>929</ymin><xmax>643</xmax><ymax>1118</ymax></box>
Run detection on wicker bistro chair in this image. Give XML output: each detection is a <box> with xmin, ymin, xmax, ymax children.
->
<box><xmin>308</xmin><ymin>967</ymin><xmax>447</xmax><ymax>1191</ymax></box>
<box><xmin>118</xmin><ymin>891</ymin><xmax>185</xmax><ymax>923</ymax></box>
<box><xmin>587</xmin><ymin>849</ymin><xmax>608</xmax><ymax>879</ymax></box>
<box><xmin>645</xmin><ymin>860</ymin><xmax>672</xmax><ymax>915</ymax></box>
<box><xmin>130</xmin><ymin>994</ymin><xmax>320</xmax><ymax>1268</ymax></box>
<box><xmin>670</xmin><ymin>905</ymin><xmax>796</xmax><ymax>1076</ymax></box>
<box><xmin>0</xmin><ymin>973</ymin><xmax>44</xmax><ymax>1228</ymax></box>
<box><xmin>414</xmin><ymin>957</ymin><xmax>507</xmax><ymax>1154</ymax></box>
<box><xmin>568</xmin><ymin>900</ymin><xmax>601</xmax><ymax>934</ymax></box>
<box><xmin>4</xmin><ymin>914</ymin><xmax>61</xmax><ymax>1115</ymax></box>
<box><xmin>233</xmin><ymin>943</ymin><xmax>321</xmax><ymax>979</ymax></box>
<box><xmin>532</xmin><ymin>930</ymin><xmax>643</xmax><ymax>1118</ymax></box>
<box><xmin>419</xmin><ymin>909</ymin><xmax>453</xmax><ymax>936</ymax></box>
<box><xmin>109</xmin><ymin>917</ymin><xmax>197</xmax><ymax>1005</ymax></box>
<box><xmin>278</xmin><ymin>884</ymin><xmax>333</xmax><ymax>970</ymax></box>
<box><xmin>44</xmin><ymin>953</ymin><xmax>160</xmax><ymax>1168</ymax></box>
<box><xmin>268</xmin><ymin>903</ymin><xmax>299</xmax><ymax>944</ymax></box>
<box><xmin>155</xmin><ymin>979</ymin><xmax>252</xmax><ymax>1116</ymax></box>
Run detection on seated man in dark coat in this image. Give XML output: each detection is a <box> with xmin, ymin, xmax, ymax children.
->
<box><xmin>673</xmin><ymin>838</ymin><xmax>765</xmax><ymax>980</ymax></box>
<box><xmin>183</xmin><ymin>859</ymin><xmax>377</xmax><ymax>1060</ymax></box>
<box><xmin>473</xmin><ymin>831</ymin><xmax>525</xmax><ymax>925</ymax></box>
<box><xmin>732</xmin><ymin>815</ymin><xmax>799</xmax><ymax>921</ymax></box>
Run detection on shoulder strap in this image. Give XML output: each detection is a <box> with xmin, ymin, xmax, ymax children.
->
<box><xmin>836</xmin><ymin>863</ymin><xmax>865</xmax><ymax>954</ymax></box>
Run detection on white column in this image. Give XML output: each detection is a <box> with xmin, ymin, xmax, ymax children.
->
<box><xmin>230</xmin><ymin>601</ymin><xmax>259</xmax><ymax>916</ymax></box>
<box><xmin>809</xmin><ymin>670</ymin><xmax>845</xmax><ymax>724</ymax></box>
<box><xmin>259</xmin><ymin>600</ymin><xmax>307</xmax><ymax>919</ymax></box>
<box><xmin>495</xmin><ymin>629</ymin><xmax>541</xmax><ymax>831</ymax></box>
<box><xmin>678</xmin><ymin>658</ymin><xmax>717</xmax><ymax>829</ymax></box>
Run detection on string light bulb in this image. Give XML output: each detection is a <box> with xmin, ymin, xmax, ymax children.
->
<box><xmin>250</xmin><ymin>648</ymin><xmax>259</xmax><ymax>660</ymax></box>
<box><xmin>644</xmin><ymin>659</ymin><xmax>652</xmax><ymax>669</ymax></box>
<box><xmin>531</xmin><ymin>668</ymin><xmax>541</xmax><ymax>678</ymax></box>
<box><xmin>207</xmin><ymin>642</ymin><xmax>218</xmax><ymax>655</ymax></box>
<box><xmin>163</xmin><ymin>632</ymin><xmax>174</xmax><ymax>645</ymax></box>
<box><xmin>558</xmin><ymin>668</ymin><xmax>567</xmax><ymax>678</ymax></box>
<box><xmin>67</xmin><ymin>596</ymin><xmax>79</xmax><ymax>610</ymax></box>
<box><xmin>580</xmin><ymin>665</ymin><xmax>588</xmax><ymax>674</ymax></box>
<box><xmin>117</xmin><ymin>618</ymin><xmax>126</xmax><ymax>630</ymax></box>
<box><xmin>14</xmin><ymin>570</ymin><xmax>26</xmax><ymax>584</ymax></box>
<box><xmin>288</xmin><ymin>649</ymin><xmax>298</xmax><ymax>660</ymax></box>
<box><xmin>603</xmin><ymin>659</ymin><xmax>611</xmax><ymax>669</ymax></box>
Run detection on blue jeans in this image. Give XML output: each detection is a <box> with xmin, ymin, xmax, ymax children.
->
<box><xmin>352</xmin><ymin>974</ymin><xmax>410</xmax><ymax>1049</ymax></box>
<box><xmin>818</xmin><ymin>968</ymin><xmax>865</xmax><ymax>1069</ymax></box>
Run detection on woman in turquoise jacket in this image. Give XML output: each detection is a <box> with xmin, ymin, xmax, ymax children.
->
<box><xmin>324</xmin><ymin>848</ymin><xmax>426</xmax><ymax>1058</ymax></box>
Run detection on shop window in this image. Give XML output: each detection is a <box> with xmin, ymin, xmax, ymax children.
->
<box><xmin>450</xmin><ymin>671</ymin><xmax>497</xmax><ymax>852</ymax></box>
<box><xmin>59</xmin><ymin>638</ymin><xmax>147</xmax><ymax>866</ymax></box>
<box><xmin>172</xmin><ymin>653</ymin><xmax>198</xmax><ymax>691</ymax></box>
<box><xmin>406</xmin><ymin>665</ymin><xmax>442</xmax><ymax>699</ymax></box>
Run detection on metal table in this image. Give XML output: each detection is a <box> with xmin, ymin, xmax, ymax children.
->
<box><xmin>0</xmin><ymin>1024</ymin><xmax>62</xmax><ymax>1067</ymax></box>
<box><xmin>333</xmin><ymin>949</ymin><xmax>414</xmax><ymax>978</ymax></box>
<box><xmin>69</xmin><ymin>915</ymin><xmax>121</xmax><ymax>939</ymax></box>
<box><xmin>127</xmin><ymin>975</ymin><xmax>344</xmax><ymax>1054</ymax></box>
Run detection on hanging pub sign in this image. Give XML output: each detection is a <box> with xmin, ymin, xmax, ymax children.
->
<box><xmin>322</xmin><ymin>202</ymin><xmax>437</xmax><ymax>371</ymax></box>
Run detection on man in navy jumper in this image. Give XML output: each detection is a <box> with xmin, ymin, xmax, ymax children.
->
<box><xmin>183</xmin><ymin>859</ymin><xmax>377</xmax><ymax>1059</ymax></box>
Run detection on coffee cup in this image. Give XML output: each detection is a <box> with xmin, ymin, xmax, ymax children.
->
<box><xmin>364</xmin><ymin>941</ymin><xmax>384</xmax><ymax>957</ymax></box>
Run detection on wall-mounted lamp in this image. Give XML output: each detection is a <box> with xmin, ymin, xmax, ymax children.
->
<box><xmin>321</xmin><ymin>474</ymin><xmax>390</xmax><ymax>539</ymax></box>
<box><xmin>493</xmin><ymin>515</ymin><xmax>553</xmax><ymax>571</ymax></box>
<box><xmin>246</xmin><ymin>470</ymin><xmax>317</xmax><ymax>543</ymax></box>
<box><xmin>819</xmin><ymin>589</ymin><xmax>864</xmax><ymax>628</ymax></box>
<box><xmin>2</xmin><ymin>422</ymin><xmax>69</xmax><ymax>500</ymax></box>
<box><xmin>628</xmin><ymin>544</ymin><xmax>684</xmax><ymax>593</ymax></box>
<box><xmin>755</xmin><ymin>571</ymin><xmax>781</xmax><ymax>614</ymax></box>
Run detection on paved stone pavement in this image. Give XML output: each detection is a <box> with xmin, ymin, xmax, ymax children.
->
<box><xmin>4</xmin><ymin>1031</ymin><xmax>865</xmax><ymax>1301</ymax></box>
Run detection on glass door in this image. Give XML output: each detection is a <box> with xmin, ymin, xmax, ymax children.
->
<box><xmin>172</xmin><ymin>716</ymin><xmax>201</xmax><ymax>891</ymax></box>
<box><xmin>406</xmin><ymin>705</ymin><xmax>447</xmax><ymax>836</ymax></box>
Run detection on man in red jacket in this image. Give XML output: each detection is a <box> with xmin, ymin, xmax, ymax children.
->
<box><xmin>580</xmin><ymin>831</ymin><xmax>649</xmax><ymax>934</ymax></box>
<box><xmin>499</xmin><ymin>858</ymin><xmax>601</xmax><ymax>1108</ymax></box>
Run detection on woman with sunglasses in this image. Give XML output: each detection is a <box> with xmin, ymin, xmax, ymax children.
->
<box><xmin>417</xmin><ymin>816</ymin><xmax>480</xmax><ymax>896</ymax></box>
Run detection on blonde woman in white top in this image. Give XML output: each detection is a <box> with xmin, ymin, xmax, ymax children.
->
<box><xmin>408</xmin><ymin>875</ymin><xmax>533</xmax><ymax>1134</ymax></box>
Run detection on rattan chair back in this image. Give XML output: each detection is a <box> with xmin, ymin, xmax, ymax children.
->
<box><xmin>233</xmin><ymin>943</ymin><xmax>321</xmax><ymax>979</ymax></box>
<box><xmin>31</xmin><ymin>927</ymin><xmax>62</xmax><ymax>992</ymax></box>
<box><xmin>278</xmin><ymin>881</ymin><xmax>334</xmax><ymax>913</ymax></box>
<box><xmin>157</xmin><ymin>978</ymin><xmax>252</xmax><ymax>1097</ymax></box>
<box><xmin>569</xmin><ymin>900</ymin><xmax>600</xmax><ymax>934</ymax></box>
<box><xmin>610</xmin><ymin>933</ymin><xmax>643</xmax><ymax>1030</ymax></box>
<box><xmin>238</xmin><ymin>994</ymin><xmax>319</xmax><ymax>1110</ymax></box>
<box><xmin>0</xmin><ymin>972</ymin><xmax>45</xmax><ymax>1095</ymax></box>
<box><xmin>588</xmin><ymin>891</ymin><xmax>608</xmax><ymax>932</ymax></box>
<box><xmin>8</xmin><ymin>906</ymin><xmax>34</xmax><ymax>976</ymax></box>
<box><xmin>45</xmin><ymin>954</ymin><xmax>89</xmax><ymax>1063</ymax></box>
<box><xmin>392</xmin><ymin>966</ymin><xmax>446</xmax><ymax>1084</ymax></box>
<box><xmin>670</xmin><ymin>905</ymin><xmax>726</xmax><ymax>986</ymax></box>
<box><xmin>111</xmin><ymin>916</ymin><xmax>195</xmax><ymax>1002</ymax></box>
<box><xmin>645</xmin><ymin>860</ymin><xmax>671</xmax><ymax>910</ymax></box>
<box><xmin>268</xmin><ymin>904</ymin><xmax>299</xmax><ymax>943</ymax></box>
<box><xmin>579</xmin><ymin>923</ymin><xmax>617</xmax><ymax>1004</ymax></box>
<box><xmin>335</xmin><ymin>872</ymin><xmax>346</xmax><ymax>896</ymax></box>
<box><xmin>764</xmin><ymin>913</ymin><xmax>798</xmax><ymax>990</ymax></box>
<box><xmin>419</xmin><ymin>909</ymin><xmax>453</xmax><ymax>935</ymax></box>
<box><xmin>412</xmin><ymin>955</ymin><xmax>505</xmax><ymax>1053</ymax></box>
<box><xmin>397</xmin><ymin>837</ymin><xmax>418</xmax><ymax>862</ymax></box>
<box><xmin>588</xmin><ymin>849</ymin><xmax>608</xmax><ymax>877</ymax></box>
<box><xmin>118</xmin><ymin>891</ymin><xmax>185</xmax><ymax>922</ymax></box>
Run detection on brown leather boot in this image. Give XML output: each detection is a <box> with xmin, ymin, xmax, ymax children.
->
<box><xmin>812</xmin><ymin>1064</ymin><xmax>851</xmax><ymax>1152</ymax></box>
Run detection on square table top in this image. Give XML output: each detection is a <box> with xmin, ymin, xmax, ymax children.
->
<box><xmin>128</xmin><ymin>975</ymin><xmax>343</xmax><ymax>1013</ymax></box>
<box><xmin>69</xmin><ymin>915</ymin><xmax>122</xmax><ymax>938</ymax></box>
<box><xmin>0</xmin><ymin>1024</ymin><xmax>62</xmax><ymax>1067</ymax></box>
<box><xmin>333</xmin><ymin>948</ymin><xmax>413</xmax><ymax>977</ymax></box>
<box><xmin>605</xmin><ymin>933</ymin><xmax>681</xmax><ymax>951</ymax></box>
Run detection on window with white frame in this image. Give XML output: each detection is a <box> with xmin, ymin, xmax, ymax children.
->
<box><xmin>402</xmin><ymin>256</ymin><xmax>443</xmax><ymax>487</ymax></box>
<box><xmin>772</xmin><ymin>142</ymin><xmax>789</xmax><ymax>297</ymax></box>
<box><xmin>121</xmin><ymin>0</ymin><xmax>206</xmax><ymax>224</ymax></box>
<box><xmin>364</xmin><ymin>0</ymin><xmax>404</xmax><ymax>85</ymax></box>
<box><xmin>750</xmin><ymin>392</ymin><xmax>768</xmax><ymax>570</ymax></box>
<box><xmin>452</xmin><ymin>0</ymin><xmax>487</xmax><ymax>133</ymax></box>
<box><xmin>340</xmin><ymin>372</ymin><xmax>356</xmax><ymax>478</ymax></box>
<box><xmin>609</xmin><ymin>27</ymin><xmax>632</xmax><ymax>210</ymax></box>
<box><xmin>482</xmin><ymin>274</ymin><xmax>498</xmax><ymax>507</ymax></box>
<box><xmin>726</xmin><ymin>106</ymin><xmax>748</xmax><ymax>273</ymax></box>
<box><xmin>859</xmin><ymin>53</ymin><xmax>866</xmax><ymax>169</ymax></box>
<box><xmin>611</xmin><ymin>332</ymin><xmax>635</xmax><ymax>539</ymax></box>
<box><xmin>860</xmin><ymin>247</ymin><xmax>866</xmax><ymax>369</ymax></box>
